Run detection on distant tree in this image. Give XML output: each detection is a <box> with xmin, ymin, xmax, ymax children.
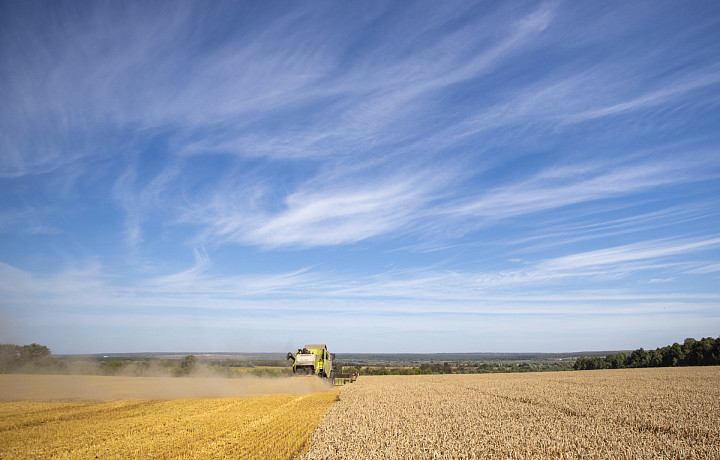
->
<box><xmin>647</xmin><ymin>349</ymin><xmax>663</xmax><ymax>367</ymax></box>
<box><xmin>683</xmin><ymin>338</ymin><xmax>699</xmax><ymax>365</ymax></box>
<box><xmin>100</xmin><ymin>360</ymin><xmax>128</xmax><ymax>375</ymax></box>
<box><xmin>688</xmin><ymin>337</ymin><xmax>715</xmax><ymax>366</ymax></box>
<box><xmin>627</xmin><ymin>348</ymin><xmax>648</xmax><ymax>368</ymax></box>
<box><xmin>0</xmin><ymin>344</ymin><xmax>21</xmax><ymax>373</ymax></box>
<box><xmin>180</xmin><ymin>355</ymin><xmax>197</xmax><ymax>375</ymax></box>
<box><xmin>20</xmin><ymin>344</ymin><xmax>51</xmax><ymax>362</ymax></box>
<box><xmin>0</xmin><ymin>343</ymin><xmax>52</xmax><ymax>373</ymax></box>
<box><xmin>573</xmin><ymin>357</ymin><xmax>586</xmax><ymax>370</ymax></box>
<box><xmin>663</xmin><ymin>343</ymin><xmax>683</xmax><ymax>367</ymax></box>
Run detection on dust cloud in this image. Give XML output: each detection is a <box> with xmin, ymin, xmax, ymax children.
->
<box><xmin>0</xmin><ymin>374</ymin><xmax>333</xmax><ymax>401</ymax></box>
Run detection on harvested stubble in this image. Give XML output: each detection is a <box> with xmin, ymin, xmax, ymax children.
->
<box><xmin>302</xmin><ymin>367</ymin><xmax>720</xmax><ymax>459</ymax></box>
<box><xmin>0</xmin><ymin>390</ymin><xmax>338</xmax><ymax>459</ymax></box>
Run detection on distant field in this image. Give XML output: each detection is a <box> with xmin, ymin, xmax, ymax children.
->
<box><xmin>0</xmin><ymin>374</ymin><xmax>337</xmax><ymax>459</ymax></box>
<box><xmin>303</xmin><ymin>367</ymin><xmax>720</xmax><ymax>458</ymax></box>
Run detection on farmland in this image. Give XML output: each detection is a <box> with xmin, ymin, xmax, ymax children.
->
<box><xmin>0</xmin><ymin>375</ymin><xmax>337</xmax><ymax>459</ymax></box>
<box><xmin>1</xmin><ymin>367</ymin><xmax>719</xmax><ymax>458</ymax></box>
<box><xmin>303</xmin><ymin>367</ymin><xmax>720</xmax><ymax>459</ymax></box>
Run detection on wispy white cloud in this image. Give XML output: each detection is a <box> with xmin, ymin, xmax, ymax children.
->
<box><xmin>507</xmin><ymin>200</ymin><xmax>719</xmax><ymax>255</ymax></box>
<box><xmin>111</xmin><ymin>159</ymin><xmax>182</xmax><ymax>247</ymax></box>
<box><xmin>174</xmin><ymin>159</ymin><xmax>461</xmax><ymax>249</ymax></box>
<box><xmin>538</xmin><ymin>236</ymin><xmax>720</xmax><ymax>274</ymax></box>
<box><xmin>0</xmin><ymin>261</ymin><xmax>113</xmax><ymax>309</ymax></box>
<box><xmin>3</xmin><ymin>0</ymin><xmax>718</xmax><ymax>252</ymax></box>
<box><xmin>448</xmin><ymin>156</ymin><xmax>717</xmax><ymax>223</ymax></box>
<box><xmin>245</xmin><ymin>175</ymin><xmax>440</xmax><ymax>248</ymax></box>
<box><xmin>0</xmin><ymin>206</ymin><xmax>60</xmax><ymax>235</ymax></box>
<box><xmin>564</xmin><ymin>71</ymin><xmax>720</xmax><ymax>124</ymax></box>
<box><xmin>454</xmin><ymin>67</ymin><xmax>720</xmax><ymax>136</ymax></box>
<box><xmin>2</xmin><ymin>234</ymin><xmax>717</xmax><ymax>313</ymax></box>
<box><xmin>0</xmin><ymin>1</ymin><xmax>559</xmax><ymax>171</ymax></box>
<box><xmin>684</xmin><ymin>264</ymin><xmax>720</xmax><ymax>275</ymax></box>
<box><xmin>172</xmin><ymin>3</ymin><xmax>558</xmax><ymax>164</ymax></box>
<box><xmin>2</xmin><ymin>1</ymin><xmax>719</xmax><ymax>352</ymax></box>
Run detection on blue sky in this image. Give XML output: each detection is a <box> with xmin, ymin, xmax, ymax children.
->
<box><xmin>1</xmin><ymin>1</ymin><xmax>719</xmax><ymax>354</ymax></box>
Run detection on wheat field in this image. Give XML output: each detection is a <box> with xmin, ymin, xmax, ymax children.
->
<box><xmin>0</xmin><ymin>375</ymin><xmax>337</xmax><ymax>459</ymax></box>
<box><xmin>2</xmin><ymin>368</ymin><xmax>718</xmax><ymax>459</ymax></box>
<box><xmin>303</xmin><ymin>367</ymin><xmax>720</xmax><ymax>459</ymax></box>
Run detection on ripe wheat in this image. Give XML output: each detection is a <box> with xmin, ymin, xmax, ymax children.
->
<box><xmin>302</xmin><ymin>367</ymin><xmax>720</xmax><ymax>459</ymax></box>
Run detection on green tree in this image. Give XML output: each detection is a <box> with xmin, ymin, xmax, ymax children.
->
<box><xmin>0</xmin><ymin>343</ymin><xmax>52</xmax><ymax>373</ymax></box>
<box><xmin>0</xmin><ymin>344</ymin><xmax>21</xmax><ymax>373</ymax></box>
<box><xmin>661</xmin><ymin>343</ymin><xmax>683</xmax><ymax>367</ymax></box>
<box><xmin>683</xmin><ymin>338</ymin><xmax>698</xmax><ymax>365</ymax></box>
<box><xmin>712</xmin><ymin>337</ymin><xmax>720</xmax><ymax>365</ymax></box>
<box><xmin>100</xmin><ymin>360</ymin><xmax>127</xmax><ymax>375</ymax></box>
<box><xmin>20</xmin><ymin>343</ymin><xmax>51</xmax><ymax>363</ymax></box>
<box><xmin>690</xmin><ymin>337</ymin><xmax>715</xmax><ymax>366</ymax></box>
<box><xmin>627</xmin><ymin>348</ymin><xmax>648</xmax><ymax>368</ymax></box>
<box><xmin>605</xmin><ymin>353</ymin><xmax>626</xmax><ymax>369</ymax></box>
<box><xmin>180</xmin><ymin>355</ymin><xmax>197</xmax><ymax>375</ymax></box>
<box><xmin>647</xmin><ymin>349</ymin><xmax>663</xmax><ymax>367</ymax></box>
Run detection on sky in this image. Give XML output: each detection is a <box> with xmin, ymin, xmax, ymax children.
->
<box><xmin>1</xmin><ymin>0</ymin><xmax>719</xmax><ymax>354</ymax></box>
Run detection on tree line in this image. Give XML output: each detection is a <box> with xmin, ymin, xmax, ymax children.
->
<box><xmin>0</xmin><ymin>343</ymin><xmax>52</xmax><ymax>373</ymax></box>
<box><xmin>574</xmin><ymin>337</ymin><xmax>720</xmax><ymax>370</ymax></box>
<box><xmin>0</xmin><ymin>345</ymin><xmax>288</xmax><ymax>378</ymax></box>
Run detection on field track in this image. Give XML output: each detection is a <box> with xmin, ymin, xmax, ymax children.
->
<box><xmin>303</xmin><ymin>367</ymin><xmax>720</xmax><ymax>459</ymax></box>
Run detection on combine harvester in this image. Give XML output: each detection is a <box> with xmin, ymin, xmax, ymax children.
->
<box><xmin>286</xmin><ymin>344</ymin><xmax>358</xmax><ymax>386</ymax></box>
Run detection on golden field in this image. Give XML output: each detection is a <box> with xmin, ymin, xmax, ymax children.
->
<box><xmin>303</xmin><ymin>367</ymin><xmax>720</xmax><ymax>459</ymax></box>
<box><xmin>2</xmin><ymin>368</ymin><xmax>719</xmax><ymax>459</ymax></box>
<box><xmin>0</xmin><ymin>374</ymin><xmax>337</xmax><ymax>459</ymax></box>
